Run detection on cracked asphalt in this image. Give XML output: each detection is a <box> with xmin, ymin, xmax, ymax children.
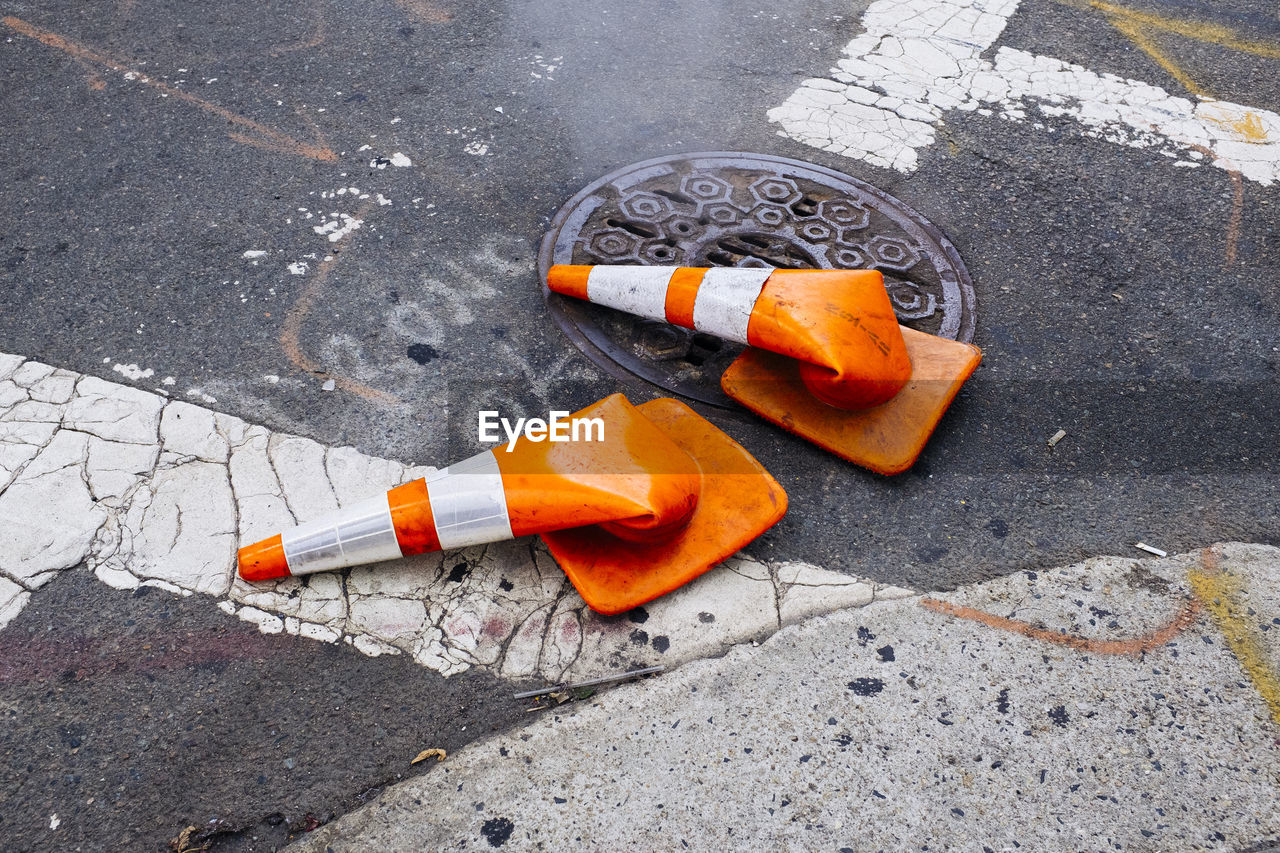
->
<box><xmin>1</xmin><ymin>0</ymin><xmax>1278</xmax><ymax>848</ymax></box>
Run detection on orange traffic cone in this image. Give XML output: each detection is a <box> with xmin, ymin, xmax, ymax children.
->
<box><xmin>238</xmin><ymin>394</ymin><xmax>786</xmax><ymax>614</ymax></box>
<box><xmin>547</xmin><ymin>265</ymin><xmax>981</xmax><ymax>475</ymax></box>
<box><xmin>549</xmin><ymin>264</ymin><xmax>911</xmax><ymax>409</ymax></box>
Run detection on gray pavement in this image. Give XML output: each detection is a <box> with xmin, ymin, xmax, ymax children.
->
<box><xmin>295</xmin><ymin>543</ymin><xmax>1280</xmax><ymax>852</ymax></box>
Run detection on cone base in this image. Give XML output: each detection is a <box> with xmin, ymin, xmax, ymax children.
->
<box><xmin>541</xmin><ymin>398</ymin><xmax>787</xmax><ymax>615</ymax></box>
<box><xmin>722</xmin><ymin>326</ymin><xmax>982</xmax><ymax>476</ymax></box>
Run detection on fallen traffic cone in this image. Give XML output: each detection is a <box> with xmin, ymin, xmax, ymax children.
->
<box><xmin>237</xmin><ymin>394</ymin><xmax>786</xmax><ymax>614</ymax></box>
<box><xmin>548</xmin><ymin>264</ymin><xmax>911</xmax><ymax>409</ymax></box>
<box><xmin>547</xmin><ymin>264</ymin><xmax>981</xmax><ymax>475</ymax></box>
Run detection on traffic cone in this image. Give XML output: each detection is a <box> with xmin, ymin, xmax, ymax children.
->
<box><xmin>237</xmin><ymin>394</ymin><xmax>786</xmax><ymax>614</ymax></box>
<box><xmin>548</xmin><ymin>265</ymin><xmax>911</xmax><ymax>409</ymax></box>
<box><xmin>547</xmin><ymin>264</ymin><xmax>981</xmax><ymax>475</ymax></box>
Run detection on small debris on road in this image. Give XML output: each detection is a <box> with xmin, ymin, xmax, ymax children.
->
<box><xmin>1048</xmin><ymin>429</ymin><xmax>1067</xmax><ymax>447</ymax></box>
<box><xmin>1134</xmin><ymin>542</ymin><xmax>1168</xmax><ymax>558</ymax></box>
<box><xmin>320</xmin><ymin>379</ymin><xmax>336</xmax><ymax>391</ymax></box>
<box><xmin>512</xmin><ymin>665</ymin><xmax>665</xmax><ymax>700</ymax></box>
<box><xmin>169</xmin><ymin>826</ymin><xmax>209</xmax><ymax>853</ymax></box>
<box><xmin>411</xmin><ymin>748</ymin><xmax>447</xmax><ymax>765</ymax></box>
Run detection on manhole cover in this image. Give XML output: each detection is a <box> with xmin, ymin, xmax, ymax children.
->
<box><xmin>539</xmin><ymin>152</ymin><xmax>976</xmax><ymax>408</ymax></box>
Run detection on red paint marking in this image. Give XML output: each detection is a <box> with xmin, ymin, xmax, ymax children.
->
<box><xmin>278</xmin><ymin>200</ymin><xmax>402</xmax><ymax>404</ymax></box>
<box><xmin>1188</xmin><ymin>142</ymin><xmax>1245</xmax><ymax>266</ymax></box>
<box><xmin>2</xmin><ymin>15</ymin><xmax>337</xmax><ymax>162</ymax></box>
<box><xmin>482</xmin><ymin>616</ymin><xmax>511</xmax><ymax>640</ymax></box>
<box><xmin>920</xmin><ymin>595</ymin><xmax>1201</xmax><ymax>655</ymax></box>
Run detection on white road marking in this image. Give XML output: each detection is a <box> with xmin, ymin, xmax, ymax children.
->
<box><xmin>770</xmin><ymin>0</ymin><xmax>1280</xmax><ymax>184</ymax></box>
<box><xmin>0</xmin><ymin>351</ymin><xmax>906</xmax><ymax>682</ymax></box>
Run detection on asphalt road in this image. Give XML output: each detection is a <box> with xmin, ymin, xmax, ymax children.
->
<box><xmin>1</xmin><ymin>0</ymin><xmax>1278</xmax><ymax>848</ymax></box>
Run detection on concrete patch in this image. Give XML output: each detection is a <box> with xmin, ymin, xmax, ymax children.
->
<box><xmin>292</xmin><ymin>543</ymin><xmax>1280</xmax><ymax>851</ymax></box>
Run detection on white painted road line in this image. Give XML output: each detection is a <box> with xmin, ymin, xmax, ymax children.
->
<box><xmin>0</xmin><ymin>351</ymin><xmax>905</xmax><ymax>682</ymax></box>
<box><xmin>770</xmin><ymin>0</ymin><xmax>1280</xmax><ymax>184</ymax></box>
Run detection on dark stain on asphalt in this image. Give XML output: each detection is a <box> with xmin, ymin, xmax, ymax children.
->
<box><xmin>627</xmin><ymin>606</ymin><xmax>649</xmax><ymax>624</ymax></box>
<box><xmin>651</xmin><ymin>635</ymin><xmax>670</xmax><ymax>654</ymax></box>
<box><xmin>856</xmin><ymin>626</ymin><xmax>875</xmax><ymax>647</ymax></box>
<box><xmin>481</xmin><ymin>816</ymin><xmax>515</xmax><ymax>847</ymax></box>
<box><xmin>0</xmin><ymin>571</ymin><xmax>529</xmax><ymax>853</ymax></box>
<box><xmin>997</xmin><ymin>687</ymin><xmax>1010</xmax><ymax>714</ymax></box>
<box><xmin>1125</xmin><ymin>564</ymin><xmax>1173</xmax><ymax>595</ymax></box>
<box><xmin>1048</xmin><ymin>705</ymin><xmax>1071</xmax><ymax>727</ymax></box>
<box><xmin>986</xmin><ymin>518</ymin><xmax>1009</xmax><ymax>539</ymax></box>
<box><xmin>407</xmin><ymin>342</ymin><xmax>440</xmax><ymax>364</ymax></box>
<box><xmin>847</xmin><ymin>677</ymin><xmax>885</xmax><ymax>696</ymax></box>
<box><xmin>876</xmin><ymin>644</ymin><xmax>895</xmax><ymax>662</ymax></box>
<box><xmin>916</xmin><ymin>545</ymin><xmax>949</xmax><ymax>563</ymax></box>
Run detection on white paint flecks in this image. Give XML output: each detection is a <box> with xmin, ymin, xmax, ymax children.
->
<box><xmin>242</xmin><ymin>250</ymin><xmax>268</xmax><ymax>259</ymax></box>
<box><xmin>313</xmin><ymin>213</ymin><xmax>363</xmax><ymax>242</ymax></box>
<box><xmin>287</xmin><ymin>261</ymin><xmax>309</xmax><ymax>275</ymax></box>
<box><xmin>0</xmin><ymin>352</ymin><xmax>901</xmax><ymax>683</ymax></box>
<box><xmin>463</xmin><ymin>141</ymin><xmax>490</xmax><ymax>156</ymax></box>
<box><xmin>529</xmin><ymin>54</ymin><xmax>562</xmax><ymax>81</ymax></box>
<box><xmin>770</xmin><ymin>0</ymin><xmax>1280</xmax><ymax>184</ymax></box>
<box><xmin>185</xmin><ymin>388</ymin><xmax>217</xmax><ymax>405</ymax></box>
<box><xmin>389</xmin><ymin>152</ymin><xmax>412</xmax><ymax>167</ymax></box>
<box><xmin>111</xmin><ymin>363</ymin><xmax>155</xmax><ymax>381</ymax></box>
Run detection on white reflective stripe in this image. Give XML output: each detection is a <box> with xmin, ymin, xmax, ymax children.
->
<box><xmin>585</xmin><ymin>266</ymin><xmax>676</xmax><ymax>322</ymax></box>
<box><xmin>691</xmin><ymin>267</ymin><xmax>772</xmax><ymax>344</ymax></box>
<box><xmin>426</xmin><ymin>450</ymin><xmax>514</xmax><ymax>550</ymax></box>
<box><xmin>282</xmin><ymin>494</ymin><xmax>403</xmax><ymax>575</ymax></box>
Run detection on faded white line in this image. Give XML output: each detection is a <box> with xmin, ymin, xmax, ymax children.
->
<box><xmin>0</xmin><ymin>351</ymin><xmax>909</xmax><ymax>682</ymax></box>
<box><xmin>770</xmin><ymin>0</ymin><xmax>1280</xmax><ymax>184</ymax></box>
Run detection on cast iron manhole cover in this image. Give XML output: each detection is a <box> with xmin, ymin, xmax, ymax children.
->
<box><xmin>539</xmin><ymin>152</ymin><xmax>976</xmax><ymax>408</ymax></box>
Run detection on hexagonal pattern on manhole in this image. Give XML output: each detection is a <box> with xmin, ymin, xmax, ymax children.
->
<box><xmin>538</xmin><ymin>152</ymin><xmax>976</xmax><ymax>408</ymax></box>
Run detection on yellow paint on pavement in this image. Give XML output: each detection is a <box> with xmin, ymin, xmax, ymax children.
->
<box><xmin>1090</xmin><ymin>1</ymin><xmax>1280</xmax><ymax>61</ymax></box>
<box><xmin>1189</xmin><ymin>551</ymin><xmax>1280</xmax><ymax>726</ymax></box>
<box><xmin>1209</xmin><ymin>110</ymin><xmax>1271</xmax><ymax>145</ymax></box>
<box><xmin>1104</xmin><ymin>13</ymin><xmax>1207</xmax><ymax>97</ymax></box>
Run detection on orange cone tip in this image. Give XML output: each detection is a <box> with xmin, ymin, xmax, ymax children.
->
<box><xmin>237</xmin><ymin>394</ymin><xmax>786</xmax><ymax>613</ymax></box>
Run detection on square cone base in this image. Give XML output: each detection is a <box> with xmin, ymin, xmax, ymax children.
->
<box><xmin>722</xmin><ymin>326</ymin><xmax>982</xmax><ymax>476</ymax></box>
<box><xmin>540</xmin><ymin>398</ymin><xmax>787</xmax><ymax>615</ymax></box>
